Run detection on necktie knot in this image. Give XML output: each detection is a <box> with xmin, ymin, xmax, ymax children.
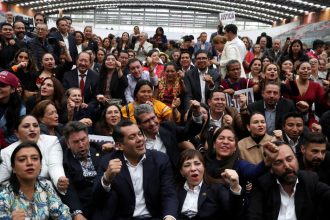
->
<box><xmin>80</xmin><ymin>73</ymin><xmax>86</xmax><ymax>78</ymax></box>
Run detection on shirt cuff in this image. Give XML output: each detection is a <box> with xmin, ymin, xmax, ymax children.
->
<box><xmin>230</xmin><ymin>185</ymin><xmax>242</xmax><ymax>195</ymax></box>
<box><xmin>101</xmin><ymin>174</ymin><xmax>111</xmax><ymax>192</ymax></box>
<box><xmin>163</xmin><ymin>215</ymin><xmax>176</xmax><ymax>220</ymax></box>
<box><xmin>72</xmin><ymin>210</ymin><xmax>83</xmax><ymax>217</ymax></box>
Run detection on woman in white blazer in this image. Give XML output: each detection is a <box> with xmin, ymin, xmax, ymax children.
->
<box><xmin>0</xmin><ymin>115</ymin><xmax>68</xmax><ymax>193</ymax></box>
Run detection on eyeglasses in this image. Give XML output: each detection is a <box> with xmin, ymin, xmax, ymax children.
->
<box><xmin>196</xmin><ymin>57</ymin><xmax>208</xmax><ymax>61</ymax></box>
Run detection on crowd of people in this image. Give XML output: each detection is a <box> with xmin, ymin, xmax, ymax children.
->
<box><xmin>0</xmin><ymin>10</ymin><xmax>330</xmax><ymax>219</ymax></box>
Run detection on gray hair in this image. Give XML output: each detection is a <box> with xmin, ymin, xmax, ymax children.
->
<box><xmin>134</xmin><ymin>104</ymin><xmax>154</xmax><ymax>124</ymax></box>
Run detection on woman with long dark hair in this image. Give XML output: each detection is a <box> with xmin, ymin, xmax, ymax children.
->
<box><xmin>0</xmin><ymin>142</ymin><xmax>71</xmax><ymax>219</ymax></box>
<box><xmin>117</xmin><ymin>32</ymin><xmax>132</xmax><ymax>52</ymax></box>
<box><xmin>97</xmin><ymin>54</ymin><xmax>128</xmax><ymax>105</ymax></box>
<box><xmin>0</xmin><ymin>71</ymin><xmax>25</xmax><ymax>147</ymax></box>
<box><xmin>280</xmin><ymin>39</ymin><xmax>309</xmax><ymax>64</ymax></box>
<box><xmin>9</xmin><ymin>48</ymin><xmax>38</xmax><ymax>98</ymax></box>
<box><xmin>152</xmin><ymin>27</ymin><xmax>168</xmax><ymax>52</ymax></box>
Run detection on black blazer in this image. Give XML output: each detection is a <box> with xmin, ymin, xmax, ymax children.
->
<box><xmin>93</xmin><ymin>150</ymin><xmax>178</xmax><ymax>219</ymax></box>
<box><xmin>98</xmin><ymin>69</ymin><xmax>128</xmax><ymax>104</ymax></box>
<box><xmin>62</xmin><ymin>68</ymin><xmax>100</xmax><ymax>106</ymax></box>
<box><xmin>50</xmin><ymin>31</ymin><xmax>78</xmax><ymax>62</ymax></box>
<box><xmin>248</xmin><ymin>171</ymin><xmax>330</xmax><ymax>220</ymax></box>
<box><xmin>183</xmin><ymin>68</ymin><xmax>220</xmax><ymax>111</ymax></box>
<box><xmin>62</xmin><ymin>145</ymin><xmax>103</xmax><ymax>219</ymax></box>
<box><xmin>247</xmin><ymin>97</ymin><xmax>296</xmax><ymax>131</ymax></box>
<box><xmin>177</xmin><ymin>182</ymin><xmax>242</xmax><ymax>220</ymax></box>
<box><xmin>158</xmin><ymin>120</ymin><xmax>203</xmax><ymax>170</ymax></box>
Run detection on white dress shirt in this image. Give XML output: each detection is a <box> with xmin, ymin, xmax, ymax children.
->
<box><xmin>145</xmin><ymin>133</ymin><xmax>166</xmax><ymax>153</ymax></box>
<box><xmin>277</xmin><ymin>179</ymin><xmax>298</xmax><ymax>220</ymax></box>
<box><xmin>181</xmin><ymin>181</ymin><xmax>203</xmax><ymax>218</ymax></box>
<box><xmin>61</xmin><ymin>33</ymin><xmax>70</xmax><ymax>50</ymax></box>
<box><xmin>198</xmin><ymin>68</ymin><xmax>208</xmax><ymax>104</ymax></box>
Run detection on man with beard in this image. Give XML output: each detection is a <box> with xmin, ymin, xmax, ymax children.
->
<box><xmin>13</xmin><ymin>20</ymin><xmax>31</xmax><ymax>47</ymax></box>
<box><xmin>184</xmin><ymin>49</ymin><xmax>220</xmax><ymax>111</ymax></box>
<box><xmin>298</xmin><ymin>132</ymin><xmax>330</xmax><ymax>185</ymax></box>
<box><xmin>248</xmin><ymin>82</ymin><xmax>295</xmax><ymax>135</ymax></box>
<box><xmin>247</xmin><ymin>142</ymin><xmax>330</xmax><ymax>220</ymax></box>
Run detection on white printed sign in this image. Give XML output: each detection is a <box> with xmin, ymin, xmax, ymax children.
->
<box><xmin>225</xmin><ymin>88</ymin><xmax>254</xmax><ymax>111</ymax></box>
<box><xmin>219</xmin><ymin>11</ymin><xmax>236</xmax><ymax>24</ymax></box>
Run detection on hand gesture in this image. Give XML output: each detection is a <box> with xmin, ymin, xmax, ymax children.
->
<box><xmin>12</xmin><ymin>209</ymin><xmax>26</xmax><ymax>220</ymax></box>
<box><xmin>203</xmin><ymin>74</ymin><xmax>214</xmax><ymax>87</ymax></box>
<box><xmin>9</xmin><ymin>39</ymin><xmax>16</xmax><ymax>46</ymax></box>
<box><xmin>67</xmin><ymin>99</ymin><xmax>76</xmax><ymax>112</ymax></box>
<box><xmin>104</xmin><ymin>158</ymin><xmax>122</xmax><ymax>184</ymax></box>
<box><xmin>311</xmin><ymin>123</ymin><xmax>322</xmax><ymax>133</ymax></box>
<box><xmin>102</xmin><ymin>142</ymin><xmax>116</xmax><ymax>152</ymax></box>
<box><xmin>272</xmin><ymin>130</ymin><xmax>283</xmax><ymax>140</ymax></box>
<box><xmin>79</xmin><ymin>118</ymin><xmax>92</xmax><ymax>126</ymax></box>
<box><xmin>224</xmin><ymin>88</ymin><xmax>235</xmax><ymax>95</ymax></box>
<box><xmin>262</xmin><ymin>142</ymin><xmax>279</xmax><ymax>166</ymax></box>
<box><xmin>296</xmin><ymin>101</ymin><xmax>309</xmax><ymax>113</ymax></box>
<box><xmin>238</xmin><ymin>94</ymin><xmax>247</xmax><ymax>109</ymax></box>
<box><xmin>115</xmin><ymin>60</ymin><xmax>121</xmax><ymax>70</ymax></box>
<box><xmin>171</xmin><ymin>97</ymin><xmax>181</xmax><ymax>109</ymax></box>
<box><xmin>177</xmin><ymin>70</ymin><xmax>184</xmax><ymax>79</ymax></box>
<box><xmin>221</xmin><ymin>169</ymin><xmax>241</xmax><ymax>193</ymax></box>
<box><xmin>57</xmin><ymin>176</ymin><xmax>69</xmax><ymax>191</ymax></box>
<box><xmin>73</xmin><ymin>214</ymin><xmax>87</xmax><ymax>220</ymax></box>
<box><xmin>58</xmin><ymin>41</ymin><xmax>66</xmax><ymax>49</ymax></box>
<box><xmin>189</xmin><ymin>100</ymin><xmax>201</xmax><ymax>116</ymax></box>
<box><xmin>223</xmin><ymin>114</ymin><xmax>233</xmax><ymax>126</ymax></box>
<box><xmin>96</xmin><ymin>94</ymin><xmax>107</xmax><ymax>103</ymax></box>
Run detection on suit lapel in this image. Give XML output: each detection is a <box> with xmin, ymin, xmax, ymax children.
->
<box><xmin>117</xmin><ymin>153</ymin><xmax>134</xmax><ymax>192</ymax></box>
<box><xmin>142</xmin><ymin>152</ymin><xmax>153</xmax><ymax>193</ymax></box>
<box><xmin>197</xmin><ymin>183</ymin><xmax>208</xmax><ymax>210</ymax></box>
<box><xmin>192</xmin><ymin>69</ymin><xmax>202</xmax><ymax>100</ymax></box>
<box><xmin>294</xmin><ymin>181</ymin><xmax>305</xmax><ymax>220</ymax></box>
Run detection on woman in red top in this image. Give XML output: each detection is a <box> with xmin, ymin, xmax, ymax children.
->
<box><xmin>285</xmin><ymin>61</ymin><xmax>324</xmax><ymax>127</ymax></box>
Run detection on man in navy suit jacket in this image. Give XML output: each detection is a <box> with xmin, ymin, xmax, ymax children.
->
<box><xmin>63</xmin><ymin>52</ymin><xmax>99</xmax><ymax>107</ymax></box>
<box><xmin>50</xmin><ymin>17</ymin><xmax>78</xmax><ymax>63</ymax></box>
<box><xmin>61</xmin><ymin>121</ymin><xmax>103</xmax><ymax>219</ymax></box>
<box><xmin>93</xmin><ymin>120</ymin><xmax>178</xmax><ymax>220</ymax></box>
<box><xmin>184</xmin><ymin>50</ymin><xmax>220</xmax><ymax>111</ymax></box>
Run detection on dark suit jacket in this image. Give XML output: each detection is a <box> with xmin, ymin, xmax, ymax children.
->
<box><xmin>93</xmin><ymin>150</ymin><xmax>178</xmax><ymax>219</ymax></box>
<box><xmin>184</xmin><ymin>68</ymin><xmax>220</xmax><ymax>111</ymax></box>
<box><xmin>247</xmin><ymin>171</ymin><xmax>330</xmax><ymax>220</ymax></box>
<box><xmin>177</xmin><ymin>182</ymin><xmax>242</xmax><ymax>220</ymax></box>
<box><xmin>247</xmin><ymin>97</ymin><xmax>296</xmax><ymax>131</ymax></box>
<box><xmin>62</xmin><ymin>68</ymin><xmax>99</xmax><ymax>106</ymax></box>
<box><xmin>50</xmin><ymin>31</ymin><xmax>78</xmax><ymax>63</ymax></box>
<box><xmin>263</xmin><ymin>48</ymin><xmax>283</xmax><ymax>64</ymax></box>
<box><xmin>158</xmin><ymin>120</ymin><xmax>203</xmax><ymax>169</ymax></box>
<box><xmin>98</xmin><ymin>69</ymin><xmax>128</xmax><ymax>104</ymax></box>
<box><xmin>62</xmin><ymin>145</ymin><xmax>103</xmax><ymax>219</ymax></box>
<box><xmin>298</xmin><ymin>151</ymin><xmax>330</xmax><ymax>186</ymax></box>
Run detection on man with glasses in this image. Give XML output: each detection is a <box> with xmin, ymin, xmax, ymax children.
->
<box><xmin>28</xmin><ymin>23</ymin><xmax>61</xmax><ymax>69</ymax></box>
<box><xmin>183</xmin><ymin>49</ymin><xmax>220</xmax><ymax>111</ymax></box>
<box><xmin>134</xmin><ymin>102</ymin><xmax>203</xmax><ymax>169</ymax></box>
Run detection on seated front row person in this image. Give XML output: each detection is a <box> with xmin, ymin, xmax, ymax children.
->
<box><xmin>61</xmin><ymin>121</ymin><xmax>104</xmax><ymax>219</ymax></box>
<box><xmin>93</xmin><ymin>120</ymin><xmax>178</xmax><ymax>219</ymax></box>
<box><xmin>177</xmin><ymin>149</ymin><xmax>243</xmax><ymax>220</ymax></box>
<box><xmin>247</xmin><ymin>141</ymin><xmax>330</xmax><ymax>220</ymax></box>
<box><xmin>0</xmin><ymin>142</ymin><xmax>71</xmax><ymax>219</ymax></box>
<box><xmin>0</xmin><ymin>115</ymin><xmax>68</xmax><ymax>194</ymax></box>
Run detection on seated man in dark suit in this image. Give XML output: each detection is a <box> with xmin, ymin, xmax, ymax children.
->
<box><xmin>134</xmin><ymin>102</ymin><xmax>203</xmax><ymax>169</ymax></box>
<box><xmin>63</xmin><ymin>51</ymin><xmax>99</xmax><ymax>107</ymax></box>
<box><xmin>298</xmin><ymin>132</ymin><xmax>330</xmax><ymax>186</ymax></box>
<box><xmin>248</xmin><ymin>142</ymin><xmax>330</xmax><ymax>220</ymax></box>
<box><xmin>61</xmin><ymin>121</ymin><xmax>103</xmax><ymax>219</ymax></box>
<box><xmin>184</xmin><ymin>49</ymin><xmax>220</xmax><ymax>111</ymax></box>
<box><xmin>93</xmin><ymin>120</ymin><xmax>178</xmax><ymax>219</ymax></box>
<box><xmin>248</xmin><ymin>81</ymin><xmax>295</xmax><ymax>135</ymax></box>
